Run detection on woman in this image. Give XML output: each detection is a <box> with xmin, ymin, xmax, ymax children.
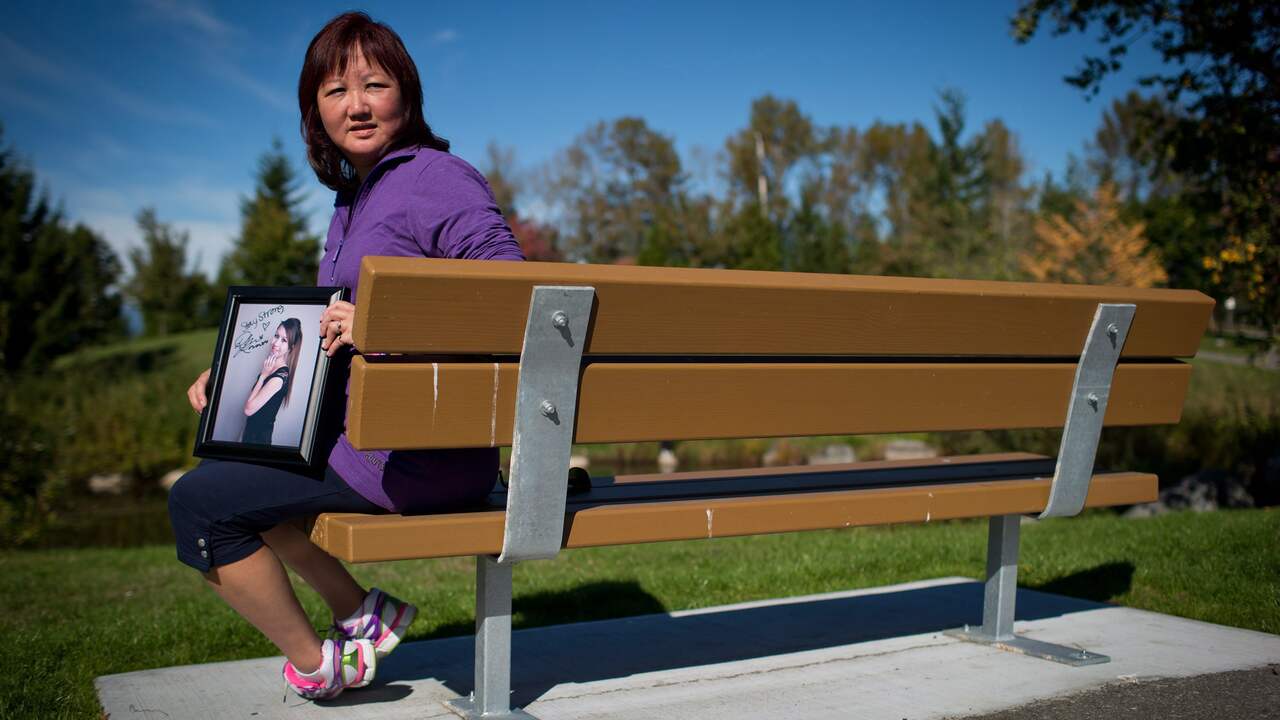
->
<box><xmin>241</xmin><ymin>318</ymin><xmax>301</xmax><ymax>445</ymax></box>
<box><xmin>171</xmin><ymin>12</ymin><xmax>524</xmax><ymax>701</ymax></box>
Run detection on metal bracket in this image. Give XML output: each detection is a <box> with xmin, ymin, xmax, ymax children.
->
<box><xmin>1039</xmin><ymin>303</ymin><xmax>1136</xmax><ymax>519</ymax></box>
<box><xmin>944</xmin><ymin>515</ymin><xmax>1110</xmax><ymax>666</ymax></box>
<box><xmin>498</xmin><ymin>286</ymin><xmax>595</xmax><ymax>563</ymax></box>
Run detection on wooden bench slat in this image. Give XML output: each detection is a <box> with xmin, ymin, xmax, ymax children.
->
<box><xmin>311</xmin><ymin>467</ymin><xmax>1156</xmax><ymax>563</ymax></box>
<box><xmin>353</xmin><ymin>257</ymin><xmax>1212</xmax><ymax>357</ymax></box>
<box><xmin>347</xmin><ymin>359</ymin><xmax>1191</xmax><ymax>449</ymax></box>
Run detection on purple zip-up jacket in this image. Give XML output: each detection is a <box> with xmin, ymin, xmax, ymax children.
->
<box><xmin>319</xmin><ymin>145</ymin><xmax>524</xmax><ymax>512</ymax></box>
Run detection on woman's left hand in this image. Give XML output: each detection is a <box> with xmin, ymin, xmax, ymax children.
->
<box><xmin>319</xmin><ymin>300</ymin><xmax>357</xmax><ymax>357</ymax></box>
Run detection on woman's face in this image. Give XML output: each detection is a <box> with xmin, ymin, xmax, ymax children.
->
<box><xmin>317</xmin><ymin>44</ymin><xmax>405</xmax><ymax>181</ymax></box>
<box><xmin>270</xmin><ymin>325</ymin><xmax>290</xmax><ymax>356</ymax></box>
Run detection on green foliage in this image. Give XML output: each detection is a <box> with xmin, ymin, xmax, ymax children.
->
<box><xmin>549</xmin><ymin>117</ymin><xmax>687</xmax><ymax>263</ymax></box>
<box><xmin>0</xmin><ymin>329</ymin><xmax>215</xmax><ymax>548</ymax></box>
<box><xmin>127</xmin><ymin>208</ymin><xmax>217</xmax><ymax>336</ymax></box>
<box><xmin>786</xmin><ymin>201</ymin><xmax>851</xmax><ymax>274</ymax></box>
<box><xmin>0</xmin><ymin>127</ymin><xmax>125</xmax><ymax>372</ymax></box>
<box><xmin>1014</xmin><ymin>0</ymin><xmax>1279</xmax><ymax>328</ymax></box>
<box><xmin>724</xmin><ymin>95</ymin><xmax>819</xmax><ymax>223</ymax></box>
<box><xmin>219</xmin><ymin>139</ymin><xmax>321</xmax><ymax>287</ymax></box>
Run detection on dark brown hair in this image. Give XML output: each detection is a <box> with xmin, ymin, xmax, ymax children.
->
<box><xmin>298</xmin><ymin>12</ymin><xmax>449</xmax><ymax>192</ymax></box>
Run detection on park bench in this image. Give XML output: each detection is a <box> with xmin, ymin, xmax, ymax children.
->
<box><xmin>310</xmin><ymin>257</ymin><xmax>1212</xmax><ymax>719</ymax></box>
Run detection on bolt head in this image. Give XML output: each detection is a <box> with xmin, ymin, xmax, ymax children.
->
<box><xmin>1086</xmin><ymin>392</ymin><xmax>1100</xmax><ymax>409</ymax></box>
<box><xmin>551</xmin><ymin>311</ymin><xmax>569</xmax><ymax>329</ymax></box>
<box><xmin>539</xmin><ymin>400</ymin><xmax>557</xmax><ymax>417</ymax></box>
<box><xmin>1106</xmin><ymin>323</ymin><xmax>1119</xmax><ymax>336</ymax></box>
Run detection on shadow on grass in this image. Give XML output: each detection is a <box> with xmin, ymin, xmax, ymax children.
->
<box><xmin>425</xmin><ymin>580</ymin><xmax>667</xmax><ymax>640</ymax></box>
<box><xmin>1030</xmin><ymin>561</ymin><xmax>1135</xmax><ymax>604</ymax></box>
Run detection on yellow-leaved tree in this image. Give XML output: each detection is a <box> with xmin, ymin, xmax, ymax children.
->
<box><xmin>1022</xmin><ymin>183</ymin><xmax>1167</xmax><ymax>287</ymax></box>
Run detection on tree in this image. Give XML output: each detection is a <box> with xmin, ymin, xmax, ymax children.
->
<box><xmin>546</xmin><ymin>118</ymin><xmax>686</xmax><ymax>262</ymax></box>
<box><xmin>875</xmin><ymin>92</ymin><xmax>1033</xmax><ymax>280</ymax></box>
<box><xmin>481</xmin><ymin>143</ymin><xmax>562</xmax><ymax>261</ymax></box>
<box><xmin>0</xmin><ymin>128</ymin><xmax>123</xmax><ymax>371</ymax></box>
<box><xmin>724</xmin><ymin>96</ymin><xmax>819</xmax><ymax>223</ymax></box>
<box><xmin>127</xmin><ymin>209</ymin><xmax>214</xmax><ymax>336</ymax></box>
<box><xmin>1013</xmin><ymin>0</ymin><xmax>1279</xmax><ymax>327</ymax></box>
<box><xmin>1022</xmin><ymin>183</ymin><xmax>1167</xmax><ymax>287</ymax></box>
<box><xmin>220</xmin><ymin>139</ymin><xmax>321</xmax><ymax>287</ymax></box>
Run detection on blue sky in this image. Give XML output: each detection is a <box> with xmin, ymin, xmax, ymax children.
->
<box><xmin>1</xmin><ymin>0</ymin><xmax>1163</xmax><ymax>277</ymax></box>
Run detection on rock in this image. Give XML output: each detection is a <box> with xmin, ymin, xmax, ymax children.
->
<box><xmin>761</xmin><ymin>442</ymin><xmax>786</xmax><ymax>467</ymax></box>
<box><xmin>807</xmin><ymin>443</ymin><xmax>856</xmax><ymax>465</ymax></box>
<box><xmin>1157</xmin><ymin>470</ymin><xmax>1254</xmax><ymax>513</ymax></box>
<box><xmin>159</xmin><ymin>469</ymin><xmax>185</xmax><ymax>492</ymax></box>
<box><xmin>87</xmin><ymin>473</ymin><xmax>129</xmax><ymax>495</ymax></box>
<box><xmin>1123</xmin><ymin>500</ymin><xmax>1168</xmax><ymax>518</ymax></box>
<box><xmin>883</xmin><ymin>439</ymin><xmax>938</xmax><ymax>461</ymax></box>
<box><xmin>657</xmin><ymin>447</ymin><xmax>678</xmax><ymax>473</ymax></box>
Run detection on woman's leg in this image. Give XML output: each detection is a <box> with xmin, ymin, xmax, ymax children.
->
<box><xmin>203</xmin><ymin>544</ymin><xmax>324</xmax><ymax>672</ymax></box>
<box><xmin>262</xmin><ymin>520</ymin><xmax>366</xmax><ymax>621</ymax></box>
<box><xmin>168</xmin><ymin>460</ymin><xmax>389</xmax><ymax>671</ymax></box>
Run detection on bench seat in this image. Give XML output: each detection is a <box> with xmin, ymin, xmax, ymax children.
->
<box><xmin>312</xmin><ymin>453</ymin><xmax>1155</xmax><ymax>563</ymax></box>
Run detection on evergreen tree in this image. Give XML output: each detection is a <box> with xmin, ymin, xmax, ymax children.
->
<box><xmin>220</xmin><ymin>139</ymin><xmax>320</xmax><ymax>287</ymax></box>
<box><xmin>0</xmin><ymin>128</ymin><xmax>124</xmax><ymax>371</ymax></box>
<box><xmin>127</xmin><ymin>209</ymin><xmax>213</xmax><ymax>336</ymax></box>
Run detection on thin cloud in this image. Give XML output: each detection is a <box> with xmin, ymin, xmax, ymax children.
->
<box><xmin>131</xmin><ymin>1</ymin><xmax>289</xmax><ymax>112</ymax></box>
<box><xmin>135</xmin><ymin>0</ymin><xmax>234</xmax><ymax>42</ymax></box>
<box><xmin>0</xmin><ymin>31</ymin><xmax>217</xmax><ymax>128</ymax></box>
<box><xmin>432</xmin><ymin>29</ymin><xmax>459</xmax><ymax>44</ymax></box>
<box><xmin>203</xmin><ymin>56</ymin><xmax>292</xmax><ymax>111</ymax></box>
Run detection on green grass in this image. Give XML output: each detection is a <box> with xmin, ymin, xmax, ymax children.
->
<box><xmin>2</xmin><ymin>508</ymin><xmax>1276</xmax><ymax>720</ymax></box>
<box><xmin>50</xmin><ymin>327</ymin><xmax>217</xmax><ymax>374</ymax></box>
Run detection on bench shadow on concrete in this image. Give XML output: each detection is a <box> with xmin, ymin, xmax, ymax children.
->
<box><xmin>326</xmin><ymin>568</ymin><xmax>1128</xmax><ymax>709</ymax></box>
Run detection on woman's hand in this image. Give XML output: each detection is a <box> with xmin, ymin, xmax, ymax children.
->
<box><xmin>261</xmin><ymin>348</ymin><xmax>285</xmax><ymax>376</ymax></box>
<box><xmin>319</xmin><ymin>300</ymin><xmax>357</xmax><ymax>357</ymax></box>
<box><xmin>187</xmin><ymin>368</ymin><xmax>211</xmax><ymax>414</ymax></box>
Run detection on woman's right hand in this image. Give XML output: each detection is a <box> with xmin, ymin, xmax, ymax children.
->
<box><xmin>261</xmin><ymin>348</ymin><xmax>283</xmax><ymax>376</ymax></box>
<box><xmin>188</xmin><ymin>368</ymin><xmax>211</xmax><ymax>414</ymax></box>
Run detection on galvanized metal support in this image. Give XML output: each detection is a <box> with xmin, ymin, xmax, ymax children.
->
<box><xmin>449</xmin><ymin>286</ymin><xmax>593</xmax><ymax>719</ymax></box>
<box><xmin>946</xmin><ymin>305</ymin><xmax>1130</xmax><ymax>665</ymax></box>
<box><xmin>980</xmin><ymin>513</ymin><xmax>1020</xmax><ymax>641</ymax></box>
<box><xmin>945</xmin><ymin>515</ymin><xmax>1109</xmax><ymax>665</ymax></box>
<box><xmin>1040</xmin><ymin>303</ymin><xmax>1136</xmax><ymax>519</ymax></box>
<box><xmin>499</xmin><ymin>285</ymin><xmax>596</xmax><ymax>563</ymax></box>
<box><xmin>446</xmin><ymin>556</ymin><xmax>536</xmax><ymax>719</ymax></box>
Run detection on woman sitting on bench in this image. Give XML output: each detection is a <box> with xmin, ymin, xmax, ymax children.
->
<box><xmin>170</xmin><ymin>11</ymin><xmax>524</xmax><ymax>702</ymax></box>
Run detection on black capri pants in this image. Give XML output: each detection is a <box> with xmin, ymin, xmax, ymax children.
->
<box><xmin>167</xmin><ymin>459</ymin><xmax>385</xmax><ymax>572</ymax></box>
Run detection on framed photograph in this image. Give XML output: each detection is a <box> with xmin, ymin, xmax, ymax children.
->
<box><xmin>194</xmin><ymin>285</ymin><xmax>349</xmax><ymax>467</ymax></box>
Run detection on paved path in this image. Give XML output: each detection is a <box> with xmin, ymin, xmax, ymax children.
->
<box><xmin>957</xmin><ymin>665</ymin><xmax>1280</xmax><ymax>719</ymax></box>
<box><xmin>97</xmin><ymin>577</ymin><xmax>1280</xmax><ymax>719</ymax></box>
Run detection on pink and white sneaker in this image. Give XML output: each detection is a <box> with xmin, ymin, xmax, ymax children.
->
<box><xmin>335</xmin><ymin>587</ymin><xmax>417</xmax><ymax>660</ymax></box>
<box><xmin>282</xmin><ymin>637</ymin><xmax>376</xmax><ymax>701</ymax></box>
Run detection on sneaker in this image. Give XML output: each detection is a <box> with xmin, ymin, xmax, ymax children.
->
<box><xmin>282</xmin><ymin>637</ymin><xmax>376</xmax><ymax>701</ymax></box>
<box><xmin>334</xmin><ymin>587</ymin><xmax>417</xmax><ymax>660</ymax></box>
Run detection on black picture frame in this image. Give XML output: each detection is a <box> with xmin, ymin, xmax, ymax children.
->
<box><xmin>193</xmin><ymin>285</ymin><xmax>349</xmax><ymax>467</ymax></box>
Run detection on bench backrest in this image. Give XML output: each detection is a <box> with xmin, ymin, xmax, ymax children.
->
<box><xmin>347</xmin><ymin>257</ymin><xmax>1211</xmax><ymax>450</ymax></box>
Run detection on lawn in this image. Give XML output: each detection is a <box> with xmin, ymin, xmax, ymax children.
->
<box><xmin>1</xmin><ymin>508</ymin><xmax>1276</xmax><ymax>719</ymax></box>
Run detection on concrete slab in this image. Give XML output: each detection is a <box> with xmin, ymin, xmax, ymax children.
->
<box><xmin>97</xmin><ymin>577</ymin><xmax>1280</xmax><ymax>720</ymax></box>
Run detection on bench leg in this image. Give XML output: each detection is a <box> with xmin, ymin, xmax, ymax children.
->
<box><xmin>445</xmin><ymin>556</ymin><xmax>538</xmax><ymax>719</ymax></box>
<box><xmin>944</xmin><ymin>514</ymin><xmax>1109</xmax><ymax>666</ymax></box>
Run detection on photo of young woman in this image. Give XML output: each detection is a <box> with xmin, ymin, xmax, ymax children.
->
<box><xmin>209</xmin><ymin>301</ymin><xmax>326</xmax><ymax>448</ymax></box>
<box><xmin>241</xmin><ymin>318</ymin><xmax>301</xmax><ymax>445</ymax></box>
